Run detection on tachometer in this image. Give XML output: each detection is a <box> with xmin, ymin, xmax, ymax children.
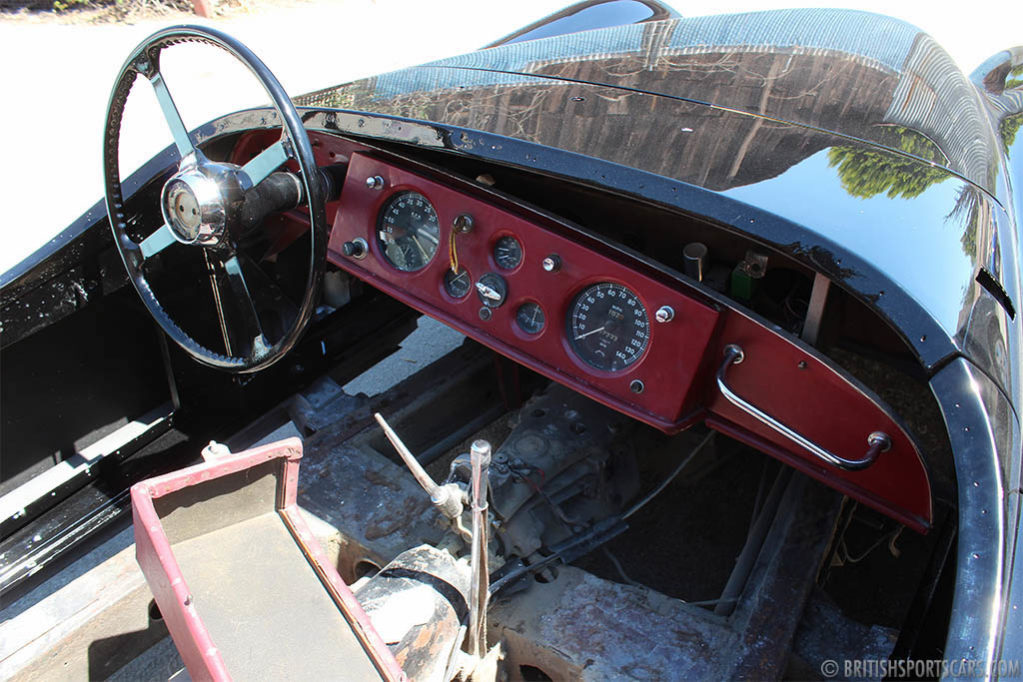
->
<box><xmin>567</xmin><ymin>282</ymin><xmax>649</xmax><ymax>372</ymax></box>
<box><xmin>377</xmin><ymin>191</ymin><xmax>439</xmax><ymax>272</ymax></box>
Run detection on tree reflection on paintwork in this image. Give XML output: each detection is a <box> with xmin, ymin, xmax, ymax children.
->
<box><xmin>826</xmin><ymin>126</ymin><xmax>948</xmax><ymax>200</ymax></box>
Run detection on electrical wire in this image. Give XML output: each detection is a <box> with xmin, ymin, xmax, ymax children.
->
<box><xmin>602</xmin><ymin>547</ymin><xmax>641</xmax><ymax>587</ymax></box>
<box><xmin>623</xmin><ymin>430</ymin><xmax>715</xmax><ymax>520</ymax></box>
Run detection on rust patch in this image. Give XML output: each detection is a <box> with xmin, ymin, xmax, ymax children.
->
<box><xmin>365</xmin><ymin>498</ymin><xmax>431</xmax><ymax>540</ymax></box>
<box><xmin>364</xmin><ymin>467</ymin><xmax>403</xmax><ymax>492</ymax></box>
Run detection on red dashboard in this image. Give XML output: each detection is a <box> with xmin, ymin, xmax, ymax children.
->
<box><xmin>329</xmin><ymin>153</ymin><xmax>721</xmax><ymax>431</ymax></box>
<box><xmin>235</xmin><ymin>131</ymin><xmax>933</xmax><ymax>532</ymax></box>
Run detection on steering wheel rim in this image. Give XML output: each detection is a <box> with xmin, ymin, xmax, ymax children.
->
<box><xmin>103</xmin><ymin>25</ymin><xmax>326</xmax><ymax>374</ymax></box>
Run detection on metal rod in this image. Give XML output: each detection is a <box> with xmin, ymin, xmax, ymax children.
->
<box><xmin>800</xmin><ymin>272</ymin><xmax>831</xmax><ymax>344</ymax></box>
<box><xmin>683</xmin><ymin>242</ymin><xmax>707</xmax><ymax>282</ymax></box>
<box><xmin>467</xmin><ymin>439</ymin><xmax>492</xmax><ymax>659</ymax></box>
<box><xmin>374</xmin><ymin>412</ymin><xmax>443</xmax><ymax>500</ymax></box>
<box><xmin>714</xmin><ymin>467</ymin><xmax>793</xmax><ymax>616</ymax></box>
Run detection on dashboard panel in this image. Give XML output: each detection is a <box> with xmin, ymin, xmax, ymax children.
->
<box><xmin>305</xmin><ymin>139</ymin><xmax>931</xmax><ymax>532</ymax></box>
<box><xmin>328</xmin><ymin>152</ymin><xmax>721</xmax><ymax>430</ymax></box>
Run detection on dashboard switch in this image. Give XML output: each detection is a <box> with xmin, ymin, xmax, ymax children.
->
<box><xmin>366</xmin><ymin>175</ymin><xmax>385</xmax><ymax>190</ymax></box>
<box><xmin>542</xmin><ymin>254</ymin><xmax>561</xmax><ymax>272</ymax></box>
<box><xmin>341</xmin><ymin>238</ymin><xmax>368</xmax><ymax>259</ymax></box>
<box><xmin>655</xmin><ymin>306</ymin><xmax>675</xmax><ymax>323</ymax></box>
<box><xmin>476</xmin><ymin>272</ymin><xmax>508</xmax><ymax>307</ymax></box>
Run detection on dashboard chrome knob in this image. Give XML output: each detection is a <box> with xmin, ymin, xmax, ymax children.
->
<box><xmin>655</xmin><ymin>306</ymin><xmax>675</xmax><ymax>323</ymax></box>
<box><xmin>366</xmin><ymin>175</ymin><xmax>385</xmax><ymax>190</ymax></box>
<box><xmin>342</xmin><ymin>238</ymin><xmax>368</xmax><ymax>259</ymax></box>
<box><xmin>542</xmin><ymin>254</ymin><xmax>561</xmax><ymax>272</ymax></box>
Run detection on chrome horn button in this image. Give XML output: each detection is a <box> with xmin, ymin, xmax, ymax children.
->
<box><xmin>159</xmin><ymin>154</ymin><xmax>244</xmax><ymax>246</ymax></box>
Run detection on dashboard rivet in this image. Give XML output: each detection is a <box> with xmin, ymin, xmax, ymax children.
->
<box><xmin>629</xmin><ymin>380</ymin><xmax>645</xmax><ymax>394</ymax></box>
<box><xmin>453</xmin><ymin>214</ymin><xmax>474</xmax><ymax>233</ymax></box>
<box><xmin>478</xmin><ymin>306</ymin><xmax>492</xmax><ymax>321</ymax></box>
<box><xmin>655</xmin><ymin>306</ymin><xmax>675</xmax><ymax>323</ymax></box>
<box><xmin>542</xmin><ymin>254</ymin><xmax>562</xmax><ymax>272</ymax></box>
<box><xmin>366</xmin><ymin>175</ymin><xmax>385</xmax><ymax>190</ymax></box>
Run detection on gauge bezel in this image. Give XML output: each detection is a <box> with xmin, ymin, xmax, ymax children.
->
<box><xmin>514</xmin><ymin>300</ymin><xmax>547</xmax><ymax>337</ymax></box>
<box><xmin>492</xmin><ymin>233</ymin><xmax>524</xmax><ymax>272</ymax></box>
<box><xmin>565</xmin><ymin>281</ymin><xmax>651</xmax><ymax>374</ymax></box>
<box><xmin>375</xmin><ymin>190</ymin><xmax>440</xmax><ymax>272</ymax></box>
<box><xmin>442</xmin><ymin>266</ymin><xmax>472</xmax><ymax>300</ymax></box>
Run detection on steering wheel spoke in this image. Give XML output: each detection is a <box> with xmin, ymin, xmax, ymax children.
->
<box><xmin>148</xmin><ymin>71</ymin><xmax>195</xmax><ymax>159</ymax></box>
<box><xmin>206</xmin><ymin>253</ymin><xmax>270</xmax><ymax>360</ymax></box>
<box><xmin>235</xmin><ymin>251</ymin><xmax>299</xmax><ymax>332</ymax></box>
<box><xmin>138</xmin><ymin>222</ymin><xmax>178</xmax><ymax>260</ymax></box>
<box><xmin>239</xmin><ymin>138</ymin><xmax>292</xmax><ymax>190</ymax></box>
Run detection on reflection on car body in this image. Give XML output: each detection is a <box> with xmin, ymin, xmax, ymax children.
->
<box><xmin>1</xmin><ymin>1</ymin><xmax>1021</xmax><ymax>679</ymax></box>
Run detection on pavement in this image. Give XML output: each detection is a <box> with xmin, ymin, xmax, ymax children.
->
<box><xmin>0</xmin><ymin>0</ymin><xmax>1018</xmax><ymax>276</ymax></box>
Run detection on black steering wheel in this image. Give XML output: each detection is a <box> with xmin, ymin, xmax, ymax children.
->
<box><xmin>103</xmin><ymin>25</ymin><xmax>327</xmax><ymax>373</ymax></box>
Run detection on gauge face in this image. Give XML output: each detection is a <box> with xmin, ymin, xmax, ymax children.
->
<box><xmin>376</xmin><ymin>191</ymin><xmax>439</xmax><ymax>272</ymax></box>
<box><xmin>493</xmin><ymin>235</ymin><xmax>523</xmax><ymax>270</ymax></box>
<box><xmin>516</xmin><ymin>302</ymin><xmax>545</xmax><ymax>335</ymax></box>
<box><xmin>443</xmin><ymin>267</ymin><xmax>472</xmax><ymax>299</ymax></box>
<box><xmin>567</xmin><ymin>282</ymin><xmax>649</xmax><ymax>372</ymax></box>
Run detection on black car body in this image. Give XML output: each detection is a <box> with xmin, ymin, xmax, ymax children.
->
<box><xmin>2</xmin><ymin>1</ymin><xmax>1021</xmax><ymax>678</ymax></box>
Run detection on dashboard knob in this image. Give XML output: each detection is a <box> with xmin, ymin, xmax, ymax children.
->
<box><xmin>655</xmin><ymin>306</ymin><xmax>675</xmax><ymax>323</ymax></box>
<box><xmin>365</xmin><ymin>175</ymin><xmax>385</xmax><ymax>190</ymax></box>
<box><xmin>342</xmin><ymin>238</ymin><xmax>368</xmax><ymax>259</ymax></box>
<box><xmin>542</xmin><ymin>254</ymin><xmax>561</xmax><ymax>272</ymax></box>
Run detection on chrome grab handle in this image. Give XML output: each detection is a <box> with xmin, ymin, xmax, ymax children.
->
<box><xmin>716</xmin><ymin>344</ymin><xmax>890</xmax><ymax>471</ymax></box>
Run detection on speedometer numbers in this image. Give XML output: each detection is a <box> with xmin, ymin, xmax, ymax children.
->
<box><xmin>568</xmin><ymin>282</ymin><xmax>650</xmax><ymax>372</ymax></box>
<box><xmin>377</xmin><ymin>191</ymin><xmax>439</xmax><ymax>272</ymax></box>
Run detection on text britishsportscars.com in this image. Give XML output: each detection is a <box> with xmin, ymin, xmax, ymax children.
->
<box><xmin>819</xmin><ymin>658</ymin><xmax>1022</xmax><ymax>679</ymax></box>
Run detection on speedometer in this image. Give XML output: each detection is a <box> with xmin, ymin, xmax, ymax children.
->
<box><xmin>567</xmin><ymin>282</ymin><xmax>649</xmax><ymax>372</ymax></box>
<box><xmin>377</xmin><ymin>191</ymin><xmax>439</xmax><ymax>272</ymax></box>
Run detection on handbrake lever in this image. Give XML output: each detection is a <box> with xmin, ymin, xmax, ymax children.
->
<box><xmin>374</xmin><ymin>412</ymin><xmax>464</xmax><ymax>520</ymax></box>
<box><xmin>374</xmin><ymin>413</ymin><xmax>494</xmax><ymax>661</ymax></box>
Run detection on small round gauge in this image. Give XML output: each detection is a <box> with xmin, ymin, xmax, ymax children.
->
<box><xmin>567</xmin><ymin>282</ymin><xmax>650</xmax><ymax>372</ymax></box>
<box><xmin>376</xmin><ymin>191</ymin><xmax>439</xmax><ymax>272</ymax></box>
<box><xmin>516</xmin><ymin>302</ymin><xmax>546</xmax><ymax>335</ymax></box>
<box><xmin>493</xmin><ymin>235</ymin><xmax>523</xmax><ymax>270</ymax></box>
<box><xmin>443</xmin><ymin>267</ymin><xmax>472</xmax><ymax>299</ymax></box>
